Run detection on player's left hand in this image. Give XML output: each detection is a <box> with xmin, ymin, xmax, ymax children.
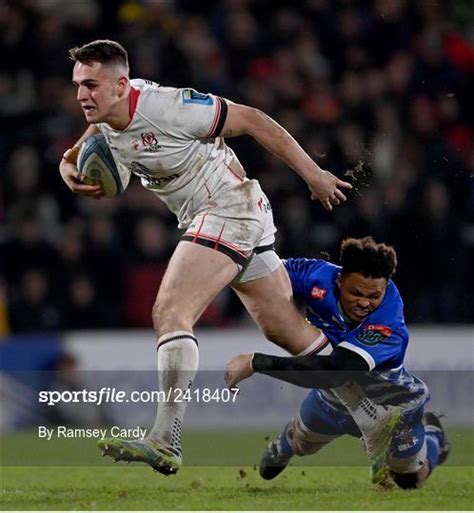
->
<box><xmin>224</xmin><ymin>354</ymin><xmax>254</xmax><ymax>388</ymax></box>
<box><xmin>307</xmin><ymin>169</ymin><xmax>352</xmax><ymax>211</ymax></box>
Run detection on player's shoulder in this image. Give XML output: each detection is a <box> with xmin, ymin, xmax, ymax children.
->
<box><xmin>134</xmin><ymin>80</ymin><xmax>217</xmax><ymax>114</ymax></box>
<box><xmin>131</xmin><ymin>79</ymin><xmax>182</xmax><ymax>105</ymax></box>
<box><xmin>365</xmin><ymin>280</ymin><xmax>407</xmax><ymax>336</ymax></box>
<box><xmin>284</xmin><ymin>257</ymin><xmax>339</xmax><ymax>275</ymax></box>
<box><xmin>383</xmin><ymin>280</ymin><xmax>405</xmax><ymax>317</ymax></box>
<box><xmin>131</xmin><ymin>78</ymin><xmax>160</xmax><ymax>92</ymax></box>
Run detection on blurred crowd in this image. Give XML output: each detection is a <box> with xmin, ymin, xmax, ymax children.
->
<box><xmin>1</xmin><ymin>0</ymin><xmax>474</xmax><ymax>333</ymax></box>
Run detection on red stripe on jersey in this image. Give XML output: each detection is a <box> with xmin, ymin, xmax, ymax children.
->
<box><xmin>129</xmin><ymin>87</ymin><xmax>140</xmax><ymax>118</ymax></box>
<box><xmin>119</xmin><ymin>87</ymin><xmax>141</xmax><ymax>132</ymax></box>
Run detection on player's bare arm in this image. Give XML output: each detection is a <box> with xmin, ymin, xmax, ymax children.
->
<box><xmin>221</xmin><ymin>103</ymin><xmax>352</xmax><ymax>211</ymax></box>
<box><xmin>59</xmin><ymin>124</ymin><xmax>103</xmax><ymax>198</ymax></box>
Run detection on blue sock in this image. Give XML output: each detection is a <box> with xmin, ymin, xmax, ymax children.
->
<box><xmin>425</xmin><ymin>431</ymin><xmax>441</xmax><ymax>471</ymax></box>
<box><xmin>279</xmin><ymin>423</ymin><xmax>294</xmax><ymax>456</ymax></box>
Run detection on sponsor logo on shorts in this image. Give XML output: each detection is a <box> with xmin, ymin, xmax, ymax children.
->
<box><xmin>356</xmin><ymin>324</ymin><xmax>392</xmax><ymax>345</ymax></box>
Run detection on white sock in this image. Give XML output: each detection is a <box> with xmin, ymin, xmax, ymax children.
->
<box><xmin>296</xmin><ymin>338</ymin><xmax>380</xmax><ymax>436</ymax></box>
<box><xmin>332</xmin><ymin>381</ymin><xmax>382</xmax><ymax>434</ymax></box>
<box><xmin>296</xmin><ymin>332</ymin><xmax>329</xmax><ymax>356</ymax></box>
<box><xmin>148</xmin><ymin>331</ymin><xmax>199</xmax><ymax>455</ymax></box>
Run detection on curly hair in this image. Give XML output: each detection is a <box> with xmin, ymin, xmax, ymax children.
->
<box><xmin>340</xmin><ymin>236</ymin><xmax>397</xmax><ymax>279</ymax></box>
<box><xmin>69</xmin><ymin>40</ymin><xmax>129</xmax><ymax>73</ymax></box>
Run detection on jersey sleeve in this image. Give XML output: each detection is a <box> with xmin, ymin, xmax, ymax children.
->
<box><xmin>337</xmin><ymin>302</ymin><xmax>407</xmax><ymax>371</ymax></box>
<box><xmin>176</xmin><ymin>89</ymin><xmax>228</xmax><ymax>139</ymax></box>
<box><xmin>284</xmin><ymin>258</ymin><xmax>318</xmax><ymax>298</ymax></box>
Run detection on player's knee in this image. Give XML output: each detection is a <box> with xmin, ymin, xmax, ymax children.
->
<box><xmin>286</xmin><ymin>416</ymin><xmax>327</xmax><ymax>456</ymax></box>
<box><xmin>260</xmin><ymin>323</ymin><xmax>286</xmax><ymax>346</ymax></box>
<box><xmin>256</xmin><ymin>316</ymin><xmax>293</xmax><ymax>348</ymax></box>
<box><xmin>152</xmin><ymin>300</ymin><xmax>185</xmax><ymax>336</ymax></box>
<box><xmin>392</xmin><ymin>472</ymin><xmax>423</xmax><ymax>490</ymax></box>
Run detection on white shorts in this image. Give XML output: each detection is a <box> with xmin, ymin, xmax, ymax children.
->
<box><xmin>181</xmin><ymin>179</ymin><xmax>278</xmax><ymax>282</ymax></box>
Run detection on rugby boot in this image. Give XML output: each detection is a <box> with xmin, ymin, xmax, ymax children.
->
<box><xmin>423</xmin><ymin>411</ymin><xmax>451</xmax><ymax>465</ymax></box>
<box><xmin>361</xmin><ymin>405</ymin><xmax>402</xmax><ymax>484</ymax></box>
<box><xmin>98</xmin><ymin>437</ymin><xmax>181</xmax><ymax>475</ymax></box>
<box><xmin>259</xmin><ymin>437</ymin><xmax>293</xmax><ymax>480</ymax></box>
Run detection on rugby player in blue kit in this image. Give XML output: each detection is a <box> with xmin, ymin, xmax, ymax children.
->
<box><xmin>225</xmin><ymin>237</ymin><xmax>450</xmax><ymax>488</ymax></box>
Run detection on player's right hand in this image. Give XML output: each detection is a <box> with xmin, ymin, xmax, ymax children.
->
<box><xmin>59</xmin><ymin>146</ymin><xmax>103</xmax><ymax>198</ymax></box>
<box><xmin>224</xmin><ymin>354</ymin><xmax>255</xmax><ymax>388</ymax></box>
<box><xmin>308</xmin><ymin>169</ymin><xmax>352</xmax><ymax>211</ymax></box>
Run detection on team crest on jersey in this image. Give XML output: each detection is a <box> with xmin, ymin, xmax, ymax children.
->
<box><xmin>130</xmin><ymin>132</ymin><xmax>161</xmax><ymax>152</ymax></box>
<box><xmin>311</xmin><ymin>286</ymin><xmax>327</xmax><ymax>300</ymax></box>
<box><xmin>138</xmin><ymin>132</ymin><xmax>161</xmax><ymax>152</ymax></box>
<box><xmin>356</xmin><ymin>324</ymin><xmax>392</xmax><ymax>345</ymax></box>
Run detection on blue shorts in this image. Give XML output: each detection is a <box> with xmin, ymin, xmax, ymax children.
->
<box><xmin>299</xmin><ymin>390</ymin><xmax>427</xmax><ymax>473</ymax></box>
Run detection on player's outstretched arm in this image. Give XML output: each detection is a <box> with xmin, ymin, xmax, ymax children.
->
<box><xmin>220</xmin><ymin>103</ymin><xmax>352</xmax><ymax>211</ymax></box>
<box><xmin>224</xmin><ymin>348</ymin><xmax>369</xmax><ymax>388</ymax></box>
<box><xmin>59</xmin><ymin>125</ymin><xmax>103</xmax><ymax>198</ymax></box>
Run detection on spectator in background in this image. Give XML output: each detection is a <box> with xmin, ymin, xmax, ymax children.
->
<box><xmin>64</xmin><ymin>274</ymin><xmax>113</xmax><ymax>329</ymax></box>
<box><xmin>2</xmin><ymin>0</ymin><xmax>474</xmax><ymax>331</ymax></box>
<box><xmin>123</xmin><ymin>216</ymin><xmax>171</xmax><ymax>328</ymax></box>
<box><xmin>8</xmin><ymin>270</ymin><xmax>61</xmax><ymax>332</ymax></box>
<box><xmin>2</xmin><ymin>213</ymin><xmax>60</xmax><ymax>295</ymax></box>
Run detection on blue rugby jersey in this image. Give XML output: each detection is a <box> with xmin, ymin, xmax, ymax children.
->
<box><xmin>284</xmin><ymin>258</ymin><xmax>429</xmax><ymax>413</ymax></box>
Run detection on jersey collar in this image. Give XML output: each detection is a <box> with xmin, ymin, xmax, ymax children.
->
<box><xmin>111</xmin><ymin>86</ymin><xmax>140</xmax><ymax>132</ymax></box>
<box><xmin>129</xmin><ymin>86</ymin><xmax>140</xmax><ymax>119</ymax></box>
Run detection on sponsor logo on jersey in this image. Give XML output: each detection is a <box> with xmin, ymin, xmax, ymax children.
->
<box><xmin>257</xmin><ymin>197</ymin><xmax>272</xmax><ymax>212</ymax></box>
<box><xmin>356</xmin><ymin>324</ymin><xmax>392</xmax><ymax>345</ymax></box>
<box><xmin>182</xmin><ymin>90</ymin><xmax>213</xmax><ymax>105</ymax></box>
<box><xmin>128</xmin><ymin>161</ymin><xmax>153</xmax><ymax>175</ymax></box>
<box><xmin>311</xmin><ymin>286</ymin><xmax>327</xmax><ymax>300</ymax></box>
<box><xmin>128</xmin><ymin>161</ymin><xmax>179</xmax><ymax>187</ymax></box>
<box><xmin>143</xmin><ymin>174</ymin><xmax>179</xmax><ymax>188</ymax></box>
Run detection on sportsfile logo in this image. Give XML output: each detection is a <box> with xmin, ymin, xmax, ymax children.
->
<box><xmin>38</xmin><ymin>387</ymin><xmax>240</xmax><ymax>406</ymax></box>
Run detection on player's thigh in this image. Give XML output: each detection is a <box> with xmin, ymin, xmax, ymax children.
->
<box><xmin>154</xmin><ymin>241</ymin><xmax>239</xmax><ymax>330</ymax></box>
<box><xmin>232</xmin><ymin>262</ymin><xmax>320</xmax><ymax>354</ymax></box>
<box><xmin>287</xmin><ymin>390</ymin><xmax>345</xmax><ymax>456</ymax></box>
<box><xmin>300</xmin><ymin>390</ymin><xmax>355</xmax><ymax>437</ymax></box>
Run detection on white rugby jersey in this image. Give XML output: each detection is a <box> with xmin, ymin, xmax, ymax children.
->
<box><xmin>97</xmin><ymin>79</ymin><xmax>248</xmax><ymax>228</ymax></box>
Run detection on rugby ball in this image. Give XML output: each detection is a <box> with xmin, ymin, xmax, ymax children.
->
<box><xmin>77</xmin><ymin>134</ymin><xmax>130</xmax><ymax>197</ymax></box>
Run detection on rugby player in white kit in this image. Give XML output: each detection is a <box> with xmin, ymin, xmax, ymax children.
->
<box><xmin>60</xmin><ymin>40</ymin><xmax>395</xmax><ymax>476</ymax></box>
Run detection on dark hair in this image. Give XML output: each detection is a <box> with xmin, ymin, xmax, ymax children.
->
<box><xmin>69</xmin><ymin>40</ymin><xmax>129</xmax><ymax>72</ymax></box>
<box><xmin>340</xmin><ymin>236</ymin><xmax>397</xmax><ymax>279</ymax></box>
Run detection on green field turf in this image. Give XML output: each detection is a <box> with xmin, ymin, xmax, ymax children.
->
<box><xmin>2</xmin><ymin>428</ymin><xmax>473</xmax><ymax>510</ymax></box>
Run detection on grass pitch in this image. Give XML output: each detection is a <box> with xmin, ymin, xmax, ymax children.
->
<box><xmin>2</xmin><ymin>428</ymin><xmax>473</xmax><ymax>510</ymax></box>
